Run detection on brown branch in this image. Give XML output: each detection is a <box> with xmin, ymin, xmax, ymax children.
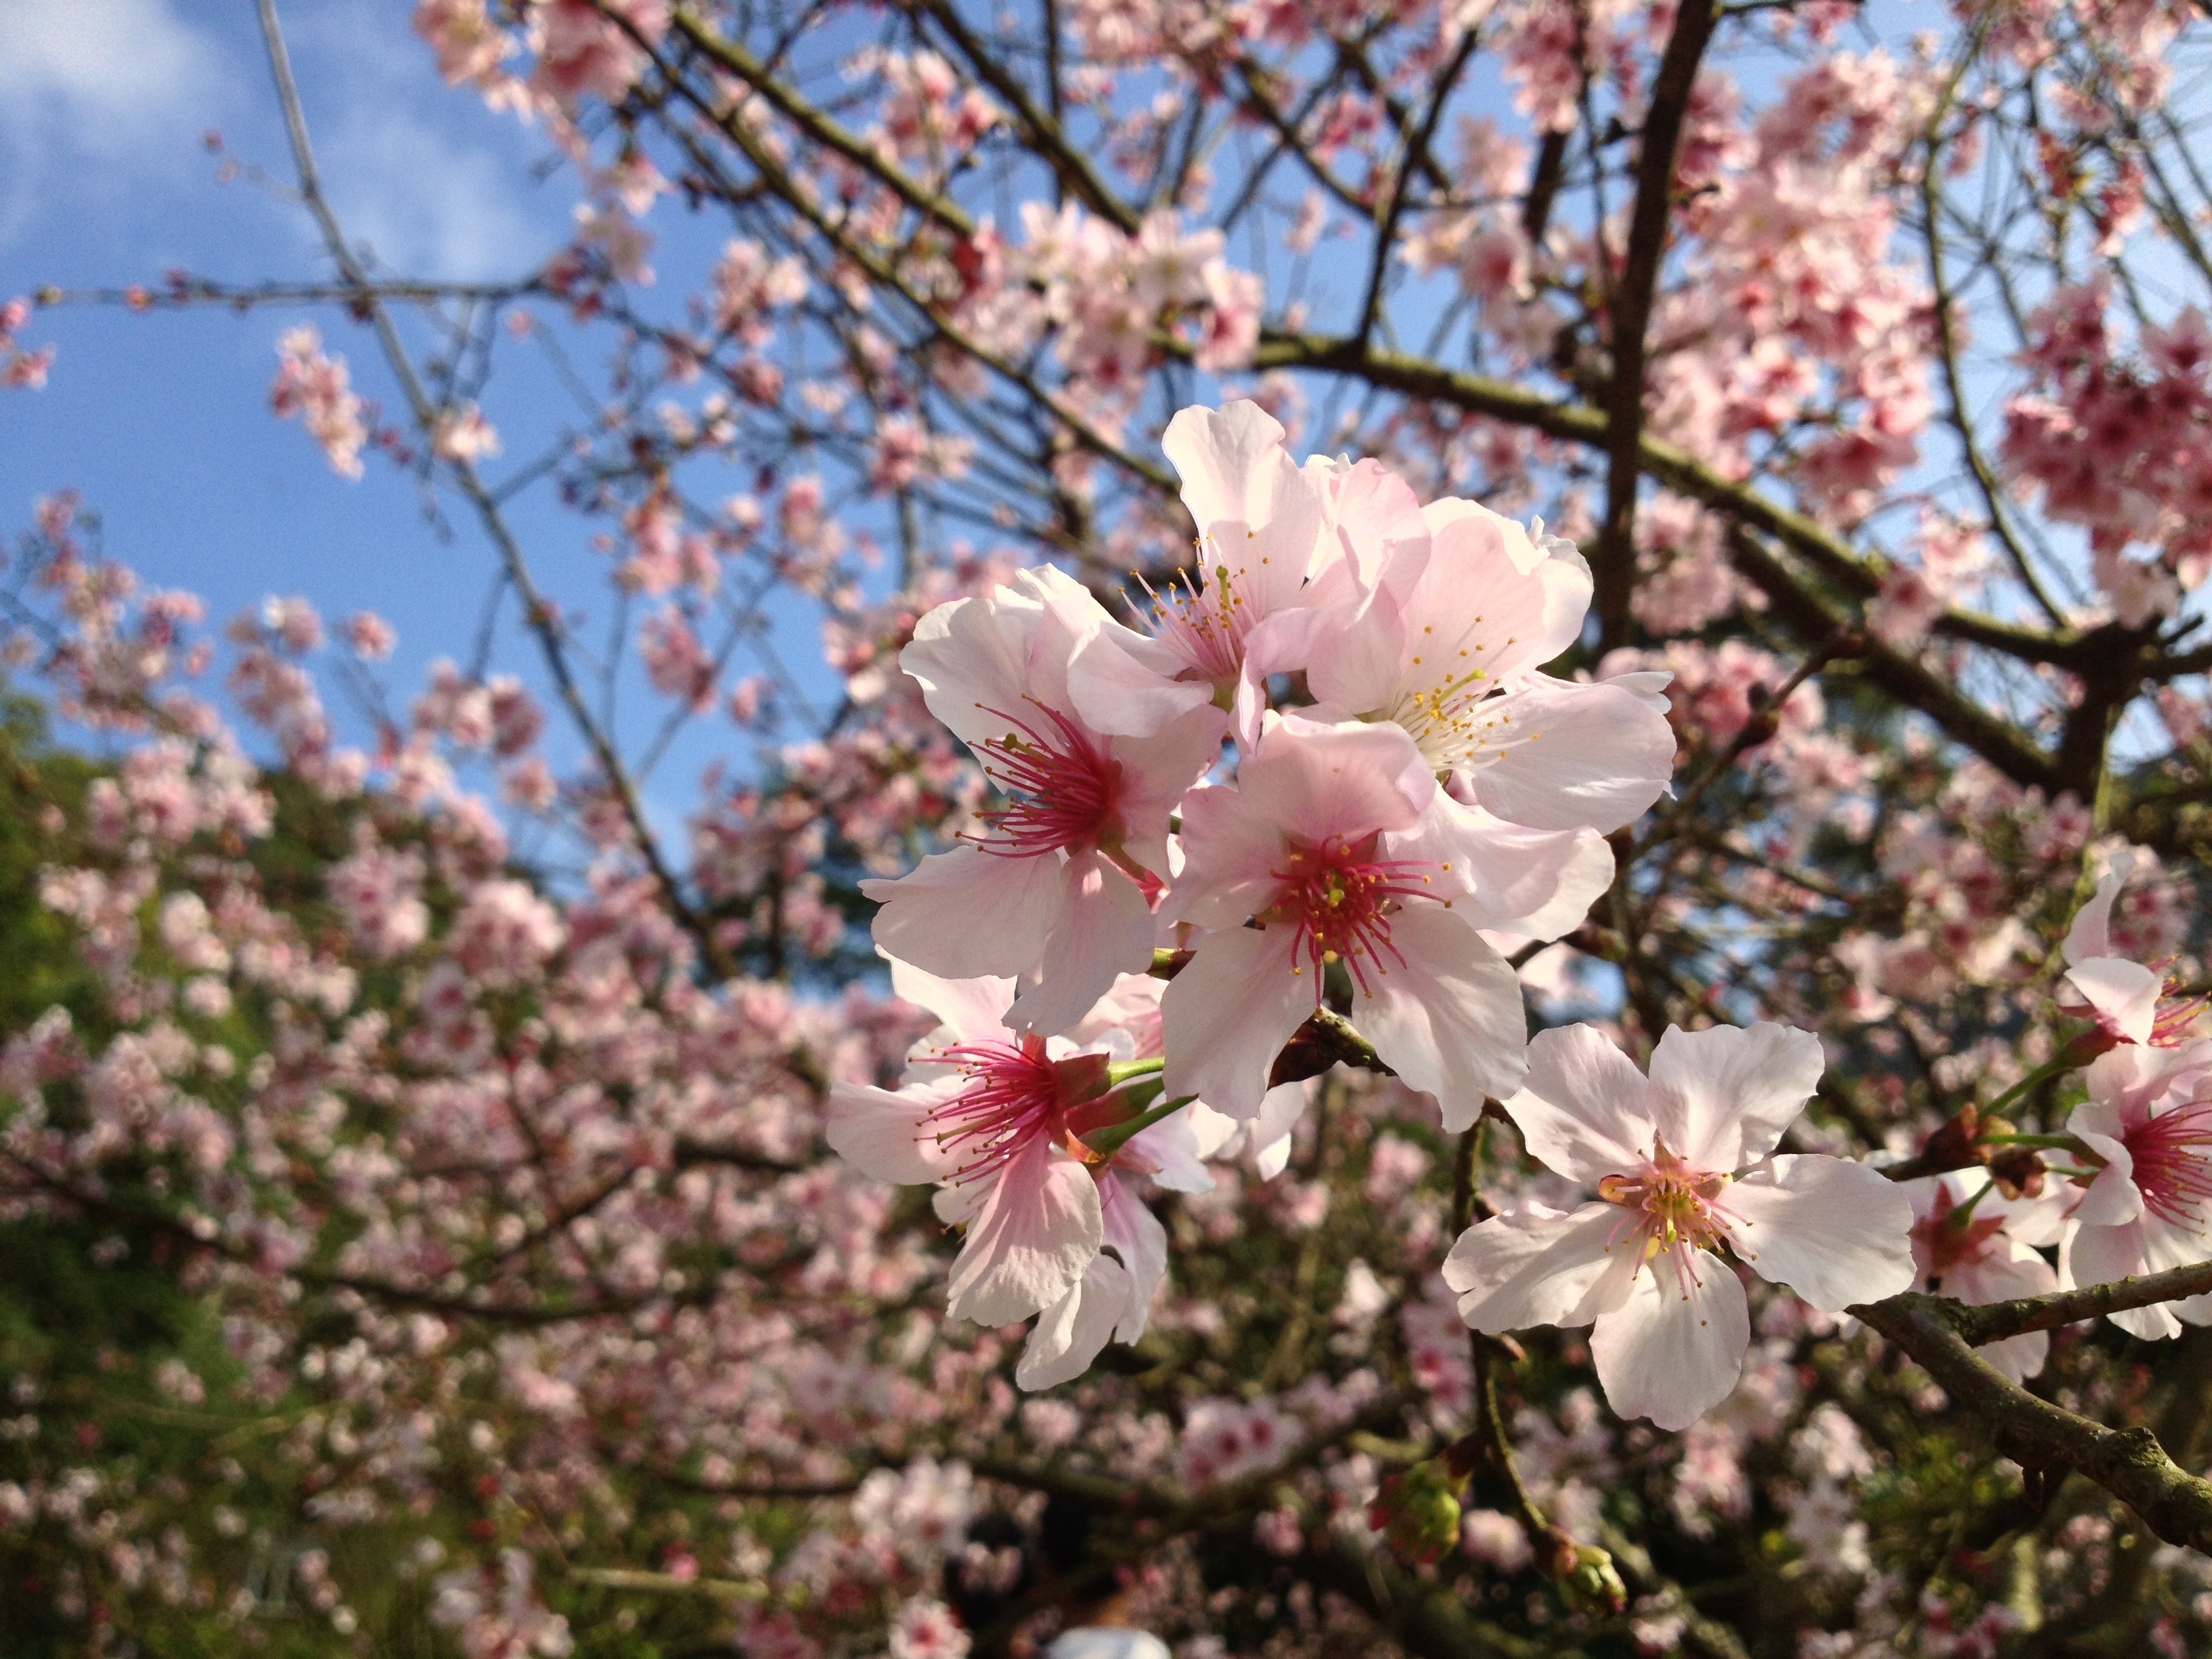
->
<box><xmin>1853</xmin><ymin>1292</ymin><xmax>2212</xmax><ymax>1556</ymax></box>
<box><xmin>666</xmin><ymin>5</ymin><xmax>980</xmax><ymax>239</ymax></box>
<box><xmin>1356</xmin><ymin>28</ymin><xmax>1482</xmax><ymax>344</ymax></box>
<box><xmin>1939</xmin><ymin>1258</ymin><xmax>2212</xmax><ymax>1345</ymax></box>
<box><xmin>1724</xmin><ymin>528</ymin><xmax>2066</xmax><ymax>793</ymax></box>
<box><xmin>1594</xmin><ymin>0</ymin><xmax>1719</xmax><ymax>654</ymax></box>
<box><xmin>911</xmin><ymin>0</ymin><xmax>1140</xmax><ymax>234</ymax></box>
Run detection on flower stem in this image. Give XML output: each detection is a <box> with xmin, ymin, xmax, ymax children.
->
<box><xmin>1079</xmin><ymin>1092</ymin><xmax>1196</xmax><ymax>1159</ymax></box>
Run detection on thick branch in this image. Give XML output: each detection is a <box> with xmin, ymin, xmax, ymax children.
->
<box><xmin>1941</xmin><ymin>1258</ymin><xmax>2212</xmax><ymax>1344</ymax></box>
<box><xmin>1595</xmin><ymin>0</ymin><xmax>1719</xmax><ymax>653</ymax></box>
<box><xmin>1854</xmin><ymin>1293</ymin><xmax>2212</xmax><ymax>1556</ymax></box>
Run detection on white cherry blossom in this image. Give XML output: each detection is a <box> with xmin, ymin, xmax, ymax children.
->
<box><xmin>1445</xmin><ymin>1023</ymin><xmax>1915</xmax><ymax>1431</ymax></box>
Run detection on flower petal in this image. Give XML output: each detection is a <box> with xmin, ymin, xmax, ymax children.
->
<box><xmin>1443</xmin><ymin>1202</ymin><xmax>1637</xmax><ymax>1332</ymax></box>
<box><xmin>1006</xmin><ymin>853</ymin><xmax>1158</xmax><ymax>1037</ymax></box>
<box><xmin>1502</xmin><ymin>1023</ymin><xmax>1660</xmax><ymax>1186</ymax></box>
<box><xmin>1391</xmin><ymin>796</ymin><xmax>1614</xmax><ymax>943</ymax></box>
<box><xmin>1460</xmin><ymin>678</ymin><xmax>1677</xmax><ymax>834</ymax></box>
<box><xmin>1646</xmin><ymin>1022</ymin><xmax>1824</xmax><ymax>1173</ymax></box>
<box><xmin>2064</xmin><ymin>1218</ymin><xmax>2182</xmax><ymax>1340</ymax></box>
<box><xmin>945</xmin><ymin>1139</ymin><xmax>1104</xmax><ymax>1328</ymax></box>
<box><xmin>1354</xmin><ymin>905</ymin><xmax>1528</xmax><ymax>1130</ymax></box>
<box><xmin>825</xmin><ymin>1080</ymin><xmax>958</xmax><ymax>1185</ymax></box>
<box><xmin>1724</xmin><ymin>1155</ymin><xmax>1916</xmax><ymax>1312</ymax></box>
<box><xmin>885</xmin><ymin>956</ymin><xmax>1017</xmax><ymax>1048</ymax></box>
<box><xmin>1589</xmin><ymin>1250</ymin><xmax>1750</xmax><ymax>1431</ymax></box>
<box><xmin>2064</xmin><ymin>957</ymin><xmax>2160</xmax><ymax>1046</ymax></box>
<box><xmin>1015</xmin><ymin>1254</ymin><xmax>1131</xmax><ymax>1391</ymax></box>
<box><xmin>1160</xmin><ymin>922</ymin><xmax>1314</xmax><ymax>1121</ymax></box>
<box><xmin>864</xmin><ymin>845</ymin><xmax>1065</xmax><ymax>981</ymax></box>
<box><xmin>2061</xmin><ymin>847</ymin><xmax>2135</xmax><ymax>967</ymax></box>
<box><xmin>1101</xmin><ymin>1174</ymin><xmax>1169</xmax><ymax>1341</ymax></box>
<box><xmin>1237</xmin><ymin>713</ymin><xmax>1435</xmax><ymax>851</ymax></box>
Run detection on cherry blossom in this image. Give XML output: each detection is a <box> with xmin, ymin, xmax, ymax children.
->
<box><xmin>2060</xmin><ymin>1040</ymin><xmax>2212</xmax><ymax>1340</ymax></box>
<box><xmin>862</xmin><ymin>566</ymin><xmax>1223</xmax><ymax>1036</ymax></box>
<box><xmin>2061</xmin><ymin>846</ymin><xmax>2208</xmax><ymax>1048</ymax></box>
<box><xmin>1162</xmin><ymin>713</ymin><xmax>1526</xmax><ymax>1125</ymax></box>
<box><xmin>1445</xmin><ymin>1023</ymin><xmax>1915</xmax><ymax>1429</ymax></box>
<box><xmin>1904</xmin><ymin>1173</ymin><xmax>2062</xmax><ymax>1384</ymax></box>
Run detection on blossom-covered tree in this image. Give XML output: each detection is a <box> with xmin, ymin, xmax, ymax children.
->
<box><xmin>7</xmin><ymin>1</ymin><xmax>2212</xmax><ymax>1655</ymax></box>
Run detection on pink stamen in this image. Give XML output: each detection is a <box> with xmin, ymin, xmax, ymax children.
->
<box><xmin>924</xmin><ymin>1034</ymin><xmax>1066</xmax><ymax>1183</ymax></box>
<box><xmin>2125</xmin><ymin>1098</ymin><xmax>2212</xmax><ymax>1227</ymax></box>
<box><xmin>1597</xmin><ymin>1141</ymin><xmax>1746</xmax><ymax>1303</ymax></box>
<box><xmin>967</xmin><ymin>699</ymin><xmax>1123</xmax><ymax>859</ymax></box>
<box><xmin>1130</xmin><ymin>546</ymin><xmax>1259</xmax><ymax>685</ymax></box>
<box><xmin>1262</xmin><ymin>832</ymin><xmax>1442</xmax><ymax>1000</ymax></box>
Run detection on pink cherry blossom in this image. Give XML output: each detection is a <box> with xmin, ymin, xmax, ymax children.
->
<box><xmin>2060</xmin><ymin>846</ymin><xmax>2207</xmax><ymax>1047</ymax></box>
<box><xmin>2060</xmin><ymin>1040</ymin><xmax>2212</xmax><ymax>1340</ymax></box>
<box><xmin>1302</xmin><ymin>495</ymin><xmax>1675</xmax><ymax>938</ymax></box>
<box><xmin>1070</xmin><ymin>401</ymin><xmax>1327</xmax><ymax>743</ymax></box>
<box><xmin>861</xmin><ymin>567</ymin><xmax>1223</xmax><ymax>1036</ymax></box>
<box><xmin>1445</xmin><ymin>1023</ymin><xmax>1914</xmax><ymax>1430</ymax></box>
<box><xmin>1904</xmin><ymin>1173</ymin><xmax>2062</xmax><ymax>1383</ymax></box>
<box><xmin>827</xmin><ymin>960</ymin><xmax>1185</xmax><ymax>1355</ymax></box>
<box><xmin>1162</xmin><ymin>713</ymin><xmax>1526</xmax><ymax>1126</ymax></box>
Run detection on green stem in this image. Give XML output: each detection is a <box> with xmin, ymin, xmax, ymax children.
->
<box><xmin>1105</xmin><ymin>1057</ymin><xmax>1165</xmax><ymax>1087</ymax></box>
<box><xmin>1950</xmin><ymin>1177</ymin><xmax>1996</xmax><ymax>1225</ymax></box>
<box><xmin>1080</xmin><ymin>1093</ymin><xmax>1197</xmax><ymax>1159</ymax></box>
<box><xmin>1981</xmin><ymin>1052</ymin><xmax>2076</xmax><ymax>1119</ymax></box>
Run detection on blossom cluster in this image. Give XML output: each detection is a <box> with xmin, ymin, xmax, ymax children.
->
<box><xmin>832</xmin><ymin>403</ymin><xmax>1915</xmax><ymax>1421</ymax></box>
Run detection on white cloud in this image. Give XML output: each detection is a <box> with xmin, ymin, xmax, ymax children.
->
<box><xmin>0</xmin><ymin>0</ymin><xmax>227</xmax><ymax>244</ymax></box>
<box><xmin>0</xmin><ymin>0</ymin><xmax>220</xmax><ymax>135</ymax></box>
<box><xmin>321</xmin><ymin>108</ymin><xmax>556</xmax><ymax>282</ymax></box>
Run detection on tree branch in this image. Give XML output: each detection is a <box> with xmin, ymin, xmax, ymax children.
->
<box><xmin>1594</xmin><ymin>0</ymin><xmax>1719</xmax><ymax>654</ymax></box>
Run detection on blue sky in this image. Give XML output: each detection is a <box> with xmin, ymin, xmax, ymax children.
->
<box><xmin>0</xmin><ymin>0</ymin><xmax>818</xmax><ymax>853</ymax></box>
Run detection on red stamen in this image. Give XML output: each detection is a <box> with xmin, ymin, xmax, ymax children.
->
<box><xmin>967</xmin><ymin>699</ymin><xmax>1122</xmax><ymax>859</ymax></box>
<box><xmin>924</xmin><ymin>1033</ymin><xmax>1066</xmax><ymax>1183</ymax></box>
<box><xmin>1262</xmin><ymin>832</ymin><xmax>1441</xmax><ymax>1000</ymax></box>
<box><xmin>2125</xmin><ymin>1099</ymin><xmax>2212</xmax><ymax>1227</ymax></box>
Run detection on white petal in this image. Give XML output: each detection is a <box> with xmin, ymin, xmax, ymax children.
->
<box><xmin>1443</xmin><ymin>1202</ymin><xmax>1637</xmax><ymax>1332</ymax></box>
<box><xmin>1724</xmin><ymin>1155</ymin><xmax>1916</xmax><ymax>1312</ymax></box>
<box><xmin>1503</xmin><ymin>1023</ymin><xmax>1660</xmax><ymax>1185</ymax></box>
<box><xmin>1300</xmin><ymin>586</ymin><xmax>1413</xmax><ymax>718</ymax></box>
<box><xmin>825</xmin><ymin>1080</ymin><xmax>956</xmax><ymax>1185</ymax></box>
<box><xmin>1589</xmin><ymin>1250</ymin><xmax>1750</xmax><ymax>1431</ymax></box>
<box><xmin>899</xmin><ymin>589</ymin><xmax>1042</xmax><ymax>746</ymax></box>
<box><xmin>1160</xmin><ymin>924</ymin><xmax>1315</xmax><ymax>1122</ymax></box>
<box><xmin>2065</xmin><ymin>1219</ymin><xmax>2184</xmax><ymax>1340</ymax></box>
<box><xmin>945</xmin><ymin>1139</ymin><xmax>1104</xmax><ymax>1328</ymax></box>
<box><xmin>1163</xmin><ymin>401</ymin><xmax>1289</xmax><ymax>531</ymax></box>
<box><xmin>2060</xmin><ymin>848</ymin><xmax>2135</xmax><ymax>967</ymax></box>
<box><xmin>1462</xmin><ymin>680</ymin><xmax>1677</xmax><ymax>834</ymax></box>
<box><xmin>1006</xmin><ymin>853</ymin><xmax>1158</xmax><ymax>1037</ymax></box>
<box><xmin>1355</xmin><ymin>906</ymin><xmax>1530</xmax><ymax>1130</ymax></box>
<box><xmin>864</xmin><ymin>845</ymin><xmax>1065</xmax><ymax>981</ymax></box>
<box><xmin>885</xmin><ymin>956</ymin><xmax>1017</xmax><ymax>1046</ymax></box>
<box><xmin>2063</xmin><ymin>1105</ymin><xmax>2146</xmax><ymax>1229</ymax></box>
<box><xmin>2064</xmin><ymin>958</ymin><xmax>2160</xmax><ymax>1045</ymax></box>
<box><xmin>1124</xmin><ymin>1109</ymin><xmax>1214</xmax><ymax>1194</ymax></box>
<box><xmin>1063</xmin><ymin>625</ymin><xmax>1218</xmax><ymax>738</ymax></box>
<box><xmin>1406</xmin><ymin>503</ymin><xmax>1591</xmax><ymax>678</ymax></box>
<box><xmin>1646</xmin><ymin>1022</ymin><xmax>1824</xmax><ymax>1172</ymax></box>
<box><xmin>1101</xmin><ymin>1175</ymin><xmax>1169</xmax><ymax>1340</ymax></box>
<box><xmin>1016</xmin><ymin>1254</ymin><xmax>1131</xmax><ymax>1390</ymax></box>
<box><xmin>1389</xmin><ymin>793</ymin><xmax>1612</xmax><ymax>941</ymax></box>
<box><xmin>1237</xmin><ymin>713</ymin><xmax>1435</xmax><ymax>849</ymax></box>
<box><xmin>1254</xmin><ymin>1134</ymin><xmax>1294</xmax><ymax>1180</ymax></box>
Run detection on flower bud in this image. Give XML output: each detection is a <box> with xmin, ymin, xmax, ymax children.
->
<box><xmin>1367</xmin><ymin>1462</ymin><xmax>1463</xmax><ymax>1566</ymax></box>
